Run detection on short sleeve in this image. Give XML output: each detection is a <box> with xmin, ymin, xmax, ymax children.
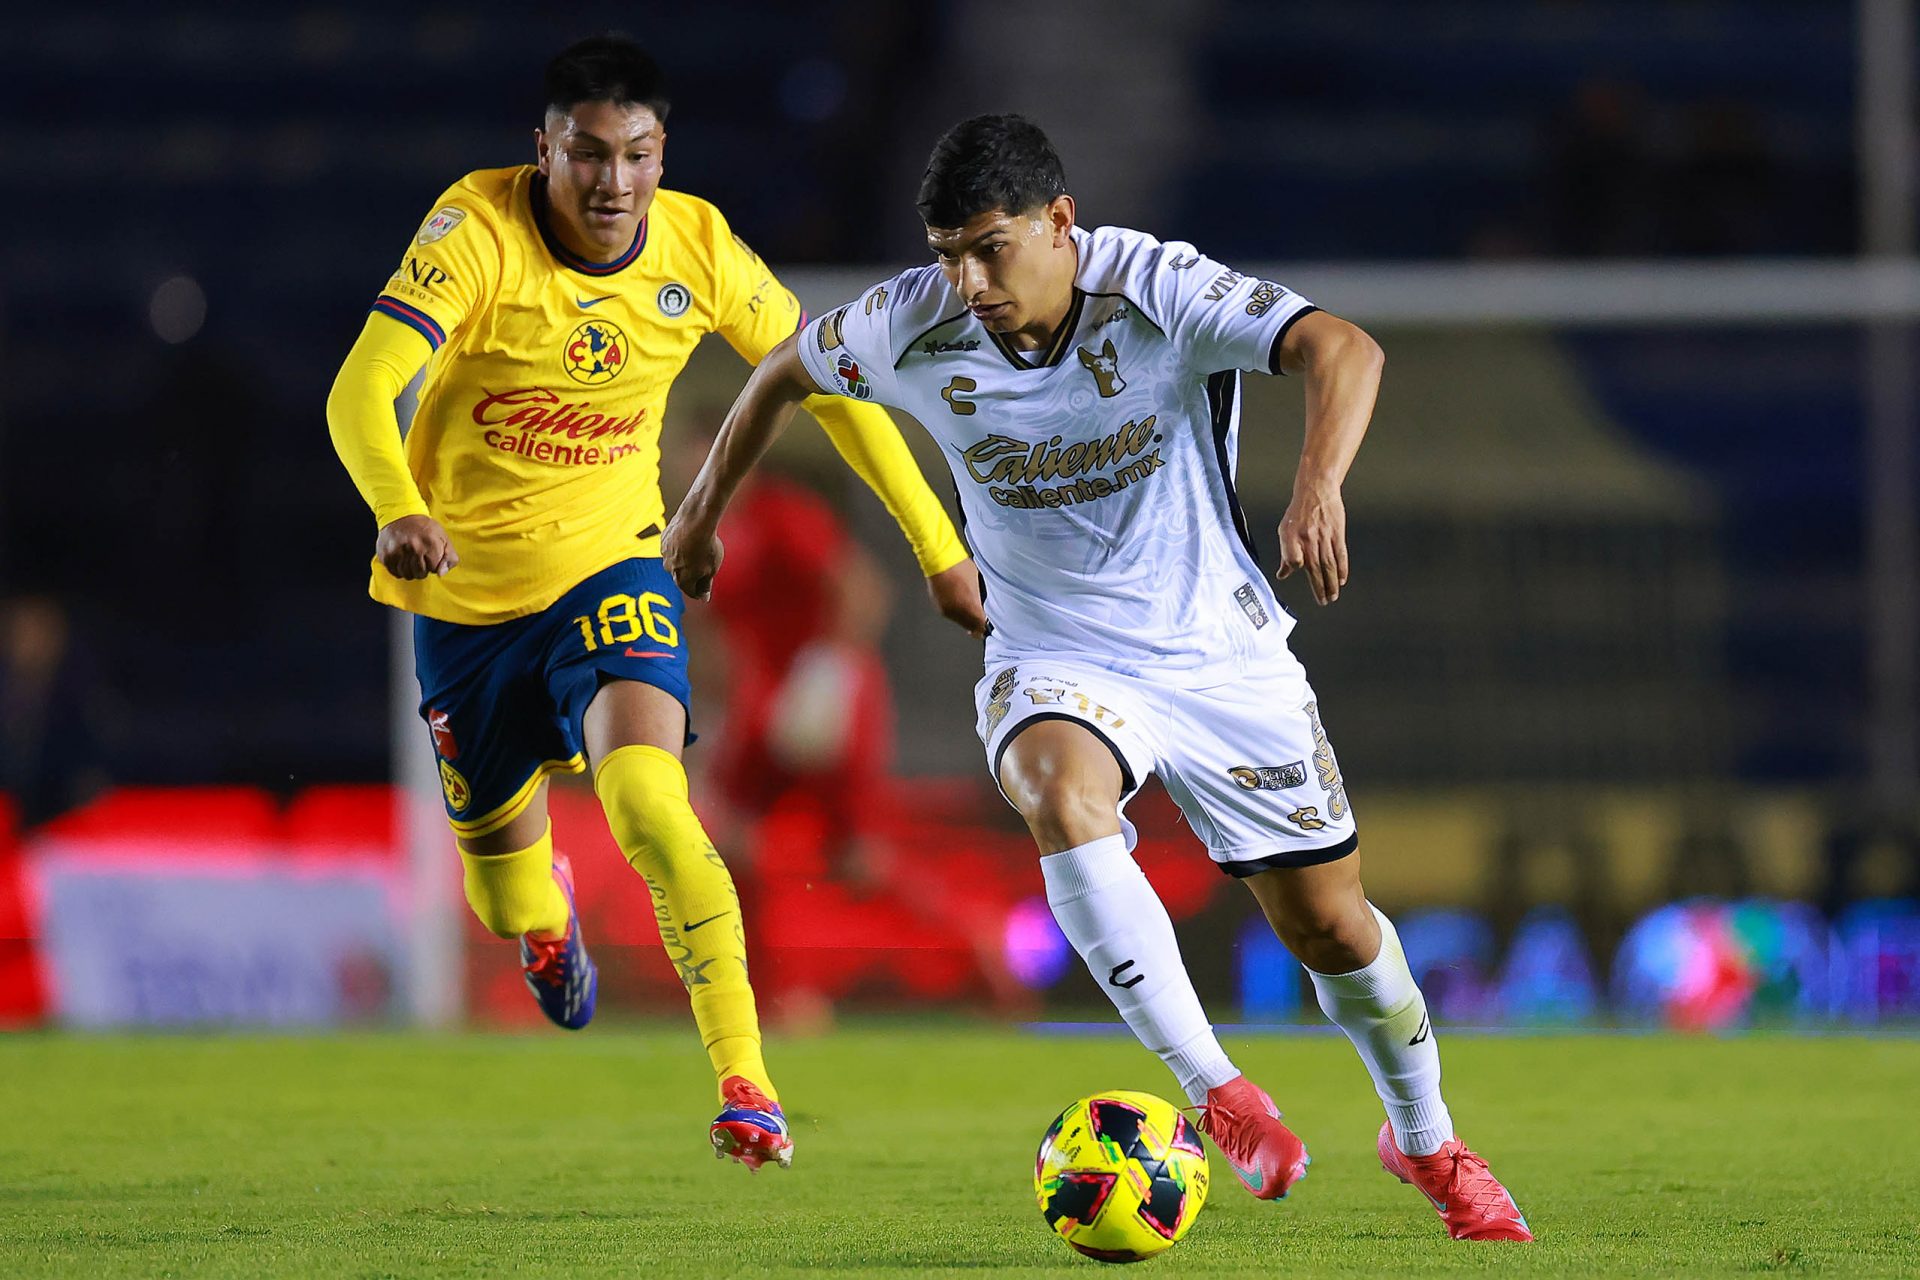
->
<box><xmin>711</xmin><ymin>212</ymin><xmax>806</xmax><ymax>363</ymax></box>
<box><xmin>1136</xmin><ymin>239</ymin><xmax>1317</xmax><ymax>376</ymax></box>
<box><xmin>794</xmin><ymin>279</ymin><xmax>903</xmax><ymax>407</ymax></box>
<box><xmin>369</xmin><ymin>190</ymin><xmax>501</xmax><ymax>351</ymax></box>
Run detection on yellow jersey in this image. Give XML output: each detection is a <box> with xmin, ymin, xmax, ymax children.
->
<box><xmin>350</xmin><ymin>164</ymin><xmax>962</xmax><ymax>623</ymax></box>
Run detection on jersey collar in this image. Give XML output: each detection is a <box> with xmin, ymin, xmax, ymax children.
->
<box><xmin>530</xmin><ymin>173</ymin><xmax>647</xmax><ymax>276</ymax></box>
<box><xmin>984</xmin><ymin>287</ymin><xmax>1086</xmax><ymax>371</ymax></box>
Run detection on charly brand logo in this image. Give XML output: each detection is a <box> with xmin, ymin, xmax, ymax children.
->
<box><xmin>1229</xmin><ymin>762</ymin><xmax>1308</xmax><ymax>791</ymax></box>
<box><xmin>657</xmin><ymin>282</ymin><xmax>691</xmax><ymax>318</ymax></box>
<box><xmin>564</xmin><ymin>320</ymin><xmax>628</xmax><ymax>384</ymax></box>
<box><xmin>417</xmin><ymin>206</ymin><xmax>466</xmax><ymax>245</ymax></box>
<box><xmin>922</xmin><ymin>338</ymin><xmax>980</xmax><ymax>356</ymax></box>
<box><xmin>1075</xmin><ymin>338</ymin><xmax>1127</xmax><ymax>397</ymax></box>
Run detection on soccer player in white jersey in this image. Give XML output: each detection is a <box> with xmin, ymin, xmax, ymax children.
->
<box><xmin>663</xmin><ymin>115</ymin><xmax>1531</xmax><ymax>1241</ymax></box>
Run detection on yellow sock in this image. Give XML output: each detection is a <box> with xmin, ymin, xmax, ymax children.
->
<box><xmin>595</xmin><ymin>744</ymin><xmax>776</xmax><ymax>1103</ymax></box>
<box><xmin>458</xmin><ymin>823</ymin><xmax>569</xmax><ymax>939</ymax></box>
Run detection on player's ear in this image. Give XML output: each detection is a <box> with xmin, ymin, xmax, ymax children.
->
<box><xmin>1049</xmin><ymin>194</ymin><xmax>1075</xmax><ymax>246</ymax></box>
<box><xmin>534</xmin><ymin>127</ymin><xmax>551</xmax><ymax>175</ymax></box>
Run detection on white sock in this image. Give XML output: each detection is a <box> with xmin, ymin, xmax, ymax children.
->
<box><xmin>1308</xmin><ymin>905</ymin><xmax>1454</xmax><ymax>1156</ymax></box>
<box><xmin>1040</xmin><ymin>835</ymin><xmax>1238</xmax><ymax>1105</ymax></box>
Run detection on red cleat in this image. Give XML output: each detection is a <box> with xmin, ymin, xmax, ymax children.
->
<box><xmin>1193</xmin><ymin>1075</ymin><xmax>1310</xmax><ymax>1200</ymax></box>
<box><xmin>709</xmin><ymin>1076</ymin><xmax>793</xmax><ymax>1172</ymax></box>
<box><xmin>1377</xmin><ymin>1122</ymin><xmax>1533</xmax><ymax>1241</ymax></box>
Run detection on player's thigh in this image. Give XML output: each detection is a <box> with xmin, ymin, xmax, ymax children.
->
<box><xmin>976</xmin><ymin>660</ymin><xmax>1157</xmax><ymax>852</ymax></box>
<box><xmin>413</xmin><ymin>614</ymin><xmax>579</xmax><ymax>848</ymax></box>
<box><xmin>542</xmin><ymin>557</ymin><xmax>695</xmax><ymax>767</ymax></box>
<box><xmin>583</xmin><ymin>679</ymin><xmax>687</xmax><ymax>762</ymax></box>
<box><xmin>458</xmin><ymin>781</ymin><xmax>552</xmax><ymax>857</ymax></box>
<box><xmin>1158</xmin><ymin>657</ymin><xmax>1358</xmax><ymax>873</ymax></box>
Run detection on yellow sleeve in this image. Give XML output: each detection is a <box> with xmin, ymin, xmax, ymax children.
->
<box><xmin>708</xmin><ymin>208</ymin><xmax>806</xmax><ymax>362</ymax></box>
<box><xmin>325</xmin><ymin>312</ymin><xmax>434</xmax><ymax>527</ymax></box>
<box><xmin>804</xmin><ymin>394</ymin><xmax>970</xmax><ymax>577</ymax></box>
<box><xmin>369</xmin><ymin>187</ymin><xmax>500</xmax><ymax>352</ymax></box>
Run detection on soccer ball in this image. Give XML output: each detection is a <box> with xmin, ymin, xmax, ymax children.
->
<box><xmin>1034</xmin><ymin>1089</ymin><xmax>1209</xmax><ymax>1263</ymax></box>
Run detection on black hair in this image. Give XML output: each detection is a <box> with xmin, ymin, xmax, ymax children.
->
<box><xmin>915</xmin><ymin>113</ymin><xmax>1066</xmax><ymax>228</ymax></box>
<box><xmin>544</xmin><ymin>35</ymin><xmax>670</xmax><ymax>121</ymax></box>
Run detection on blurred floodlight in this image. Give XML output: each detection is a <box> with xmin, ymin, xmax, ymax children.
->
<box><xmin>150</xmin><ymin>275</ymin><xmax>207</xmax><ymax>344</ymax></box>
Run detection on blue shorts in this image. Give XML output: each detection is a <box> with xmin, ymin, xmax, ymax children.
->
<box><xmin>412</xmin><ymin>557</ymin><xmax>693</xmax><ymax>837</ymax></box>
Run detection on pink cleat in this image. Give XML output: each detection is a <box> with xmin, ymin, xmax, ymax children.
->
<box><xmin>709</xmin><ymin>1076</ymin><xmax>794</xmax><ymax>1172</ymax></box>
<box><xmin>1377</xmin><ymin>1122</ymin><xmax>1533</xmax><ymax>1241</ymax></box>
<box><xmin>1193</xmin><ymin>1075</ymin><xmax>1310</xmax><ymax>1200</ymax></box>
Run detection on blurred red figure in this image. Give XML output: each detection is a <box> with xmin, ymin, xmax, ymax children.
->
<box><xmin>706</xmin><ymin>474</ymin><xmax>897</xmax><ymax>883</ymax></box>
<box><xmin>703</xmin><ymin>473</ymin><xmax>1034</xmax><ymax>1021</ymax></box>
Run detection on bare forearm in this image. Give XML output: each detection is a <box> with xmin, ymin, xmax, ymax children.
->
<box><xmin>1294</xmin><ymin>326</ymin><xmax>1383</xmax><ymax>494</ymax></box>
<box><xmin>679</xmin><ymin>345</ymin><xmax>813</xmax><ymax>530</ymax></box>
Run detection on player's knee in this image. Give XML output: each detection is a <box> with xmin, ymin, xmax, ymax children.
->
<box><xmin>1002</xmin><ymin>768</ymin><xmax>1116</xmax><ymax>850</ymax></box>
<box><xmin>594</xmin><ymin>744</ymin><xmax>710</xmax><ymax>870</ymax></box>
<box><xmin>461</xmin><ymin>866</ymin><xmax>550</xmax><ymax>938</ymax></box>
<box><xmin>1277</xmin><ymin>899</ymin><xmax>1378</xmax><ymax>974</ymax></box>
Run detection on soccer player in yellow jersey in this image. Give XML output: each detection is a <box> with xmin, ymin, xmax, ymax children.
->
<box><xmin>325</xmin><ymin>35</ymin><xmax>984</xmax><ymax>1172</ymax></box>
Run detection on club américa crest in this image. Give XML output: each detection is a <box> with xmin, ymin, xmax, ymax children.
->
<box><xmin>565</xmin><ymin>319</ymin><xmax>627</xmax><ymax>384</ymax></box>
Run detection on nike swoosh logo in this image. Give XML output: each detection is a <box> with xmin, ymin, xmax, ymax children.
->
<box><xmin>683</xmin><ymin>912</ymin><xmax>728</xmax><ymax>932</ymax></box>
<box><xmin>623</xmin><ymin>647</ymin><xmax>674</xmax><ymax>658</ymax></box>
<box><xmin>578</xmin><ymin>294</ymin><xmax>617</xmax><ymax>309</ymax></box>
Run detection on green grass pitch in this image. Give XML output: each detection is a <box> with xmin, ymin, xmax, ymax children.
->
<box><xmin>3</xmin><ymin>1025</ymin><xmax>1916</xmax><ymax>1277</ymax></box>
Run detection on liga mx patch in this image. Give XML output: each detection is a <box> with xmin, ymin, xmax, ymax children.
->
<box><xmin>417</xmin><ymin>206</ymin><xmax>467</xmax><ymax>245</ymax></box>
<box><xmin>835</xmin><ymin>352</ymin><xmax>872</xmax><ymax>399</ymax></box>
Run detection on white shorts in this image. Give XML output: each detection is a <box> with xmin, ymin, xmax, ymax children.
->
<box><xmin>973</xmin><ymin>652</ymin><xmax>1359</xmax><ymax>876</ymax></box>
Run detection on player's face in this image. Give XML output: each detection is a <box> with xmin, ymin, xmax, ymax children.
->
<box><xmin>536</xmin><ymin>101</ymin><xmax>666</xmax><ymax>260</ymax></box>
<box><xmin>926</xmin><ymin>195</ymin><xmax>1077</xmax><ymax>336</ymax></box>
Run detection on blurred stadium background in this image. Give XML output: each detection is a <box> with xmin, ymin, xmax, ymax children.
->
<box><xmin>3</xmin><ymin>0</ymin><xmax>1918</xmax><ymax>1038</ymax></box>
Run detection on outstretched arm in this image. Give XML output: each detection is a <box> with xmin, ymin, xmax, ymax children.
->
<box><xmin>1270</xmin><ymin>310</ymin><xmax>1384</xmax><ymax>605</ymax></box>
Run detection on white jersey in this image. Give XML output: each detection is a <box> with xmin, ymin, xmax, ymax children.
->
<box><xmin>797</xmin><ymin>224</ymin><xmax>1318</xmax><ymax>685</ymax></box>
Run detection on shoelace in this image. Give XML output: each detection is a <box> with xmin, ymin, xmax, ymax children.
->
<box><xmin>1191</xmin><ymin>1099</ymin><xmax>1264</xmax><ymax>1168</ymax></box>
<box><xmin>522</xmin><ymin>934</ymin><xmax>568</xmax><ymax>988</ymax></box>
<box><xmin>1431</xmin><ymin>1146</ymin><xmax>1514</xmax><ymax>1218</ymax></box>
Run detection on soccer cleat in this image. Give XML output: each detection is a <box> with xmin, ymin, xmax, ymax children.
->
<box><xmin>709</xmin><ymin>1075</ymin><xmax>794</xmax><ymax>1172</ymax></box>
<box><xmin>1192</xmin><ymin>1075</ymin><xmax>1310</xmax><ymax>1200</ymax></box>
<box><xmin>519</xmin><ymin>851</ymin><xmax>598</xmax><ymax>1030</ymax></box>
<box><xmin>1376</xmin><ymin>1121</ymin><xmax>1533</xmax><ymax>1241</ymax></box>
